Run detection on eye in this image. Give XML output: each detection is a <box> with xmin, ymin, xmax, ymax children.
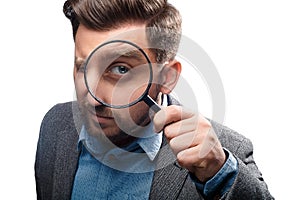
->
<box><xmin>110</xmin><ymin>65</ymin><xmax>130</xmax><ymax>75</ymax></box>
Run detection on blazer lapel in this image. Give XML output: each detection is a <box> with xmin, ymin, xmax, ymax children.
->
<box><xmin>149</xmin><ymin>136</ymin><xmax>189</xmax><ymax>200</ymax></box>
<box><xmin>51</xmin><ymin>128</ymin><xmax>80</xmax><ymax>199</ymax></box>
<box><xmin>51</xmin><ymin>103</ymin><xmax>82</xmax><ymax>200</ymax></box>
<box><xmin>52</xmin><ymin>102</ymin><xmax>82</xmax><ymax>199</ymax></box>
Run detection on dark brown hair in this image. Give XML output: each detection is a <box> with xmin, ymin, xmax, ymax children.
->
<box><xmin>63</xmin><ymin>0</ymin><xmax>182</xmax><ymax>62</ymax></box>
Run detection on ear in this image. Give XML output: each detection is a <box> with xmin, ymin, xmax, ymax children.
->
<box><xmin>160</xmin><ymin>60</ymin><xmax>182</xmax><ymax>94</ymax></box>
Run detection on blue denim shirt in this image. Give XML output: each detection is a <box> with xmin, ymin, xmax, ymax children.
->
<box><xmin>71</xmin><ymin>124</ymin><xmax>162</xmax><ymax>199</ymax></box>
<box><xmin>72</xmin><ymin>122</ymin><xmax>238</xmax><ymax>199</ymax></box>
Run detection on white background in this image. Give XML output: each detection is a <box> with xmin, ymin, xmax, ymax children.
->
<box><xmin>1</xmin><ymin>0</ymin><xmax>299</xmax><ymax>199</ymax></box>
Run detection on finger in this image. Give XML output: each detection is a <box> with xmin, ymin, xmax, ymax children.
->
<box><xmin>163</xmin><ymin>117</ymin><xmax>198</xmax><ymax>141</ymax></box>
<box><xmin>168</xmin><ymin>131</ymin><xmax>199</xmax><ymax>155</ymax></box>
<box><xmin>177</xmin><ymin>145</ymin><xmax>203</xmax><ymax>168</ymax></box>
<box><xmin>153</xmin><ymin>105</ymin><xmax>194</xmax><ymax>133</ymax></box>
<box><xmin>176</xmin><ymin>138</ymin><xmax>226</xmax><ymax>182</ymax></box>
<box><xmin>176</xmin><ymin>128</ymin><xmax>223</xmax><ymax>167</ymax></box>
<box><xmin>164</xmin><ymin>114</ymin><xmax>212</xmax><ymax>142</ymax></box>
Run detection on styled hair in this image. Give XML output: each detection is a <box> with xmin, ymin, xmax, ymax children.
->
<box><xmin>63</xmin><ymin>0</ymin><xmax>182</xmax><ymax>62</ymax></box>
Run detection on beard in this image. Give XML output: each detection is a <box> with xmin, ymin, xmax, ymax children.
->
<box><xmin>78</xmin><ymin>98</ymin><xmax>152</xmax><ymax>147</ymax></box>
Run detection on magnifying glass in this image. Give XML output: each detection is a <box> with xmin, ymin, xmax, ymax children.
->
<box><xmin>84</xmin><ymin>40</ymin><xmax>161</xmax><ymax>112</ymax></box>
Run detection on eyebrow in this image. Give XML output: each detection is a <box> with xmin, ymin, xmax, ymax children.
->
<box><xmin>104</xmin><ymin>48</ymin><xmax>148</xmax><ymax>62</ymax></box>
<box><xmin>75</xmin><ymin>47</ymin><xmax>150</xmax><ymax>68</ymax></box>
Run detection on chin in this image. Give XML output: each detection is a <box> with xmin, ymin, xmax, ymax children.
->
<box><xmin>86</xmin><ymin>120</ymin><xmax>136</xmax><ymax>147</ymax></box>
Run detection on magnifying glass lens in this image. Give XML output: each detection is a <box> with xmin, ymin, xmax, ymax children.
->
<box><xmin>84</xmin><ymin>40</ymin><xmax>152</xmax><ymax>108</ymax></box>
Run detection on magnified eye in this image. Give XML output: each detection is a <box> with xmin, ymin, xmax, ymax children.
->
<box><xmin>110</xmin><ymin>65</ymin><xmax>130</xmax><ymax>75</ymax></box>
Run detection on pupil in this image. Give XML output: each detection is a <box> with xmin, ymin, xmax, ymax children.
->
<box><xmin>119</xmin><ymin>66</ymin><xmax>128</xmax><ymax>74</ymax></box>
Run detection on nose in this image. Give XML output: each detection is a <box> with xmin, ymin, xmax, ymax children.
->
<box><xmin>86</xmin><ymin>82</ymin><xmax>113</xmax><ymax>107</ymax></box>
<box><xmin>86</xmin><ymin>89</ymin><xmax>103</xmax><ymax>107</ymax></box>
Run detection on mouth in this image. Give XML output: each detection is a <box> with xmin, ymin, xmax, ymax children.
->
<box><xmin>95</xmin><ymin>114</ymin><xmax>114</xmax><ymax>123</ymax></box>
<box><xmin>88</xmin><ymin>109</ymin><xmax>114</xmax><ymax>125</ymax></box>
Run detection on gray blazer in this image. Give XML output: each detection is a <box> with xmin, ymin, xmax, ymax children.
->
<box><xmin>35</xmin><ymin>98</ymin><xmax>273</xmax><ymax>199</ymax></box>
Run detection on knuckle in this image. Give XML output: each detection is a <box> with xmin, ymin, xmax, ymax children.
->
<box><xmin>152</xmin><ymin>115</ymin><xmax>161</xmax><ymax>131</ymax></box>
<box><xmin>169</xmin><ymin>138</ymin><xmax>181</xmax><ymax>155</ymax></box>
<box><xmin>176</xmin><ymin>154</ymin><xmax>186</xmax><ymax>165</ymax></box>
<box><xmin>163</xmin><ymin>126</ymin><xmax>173</xmax><ymax>140</ymax></box>
<box><xmin>167</xmin><ymin>105</ymin><xmax>181</xmax><ymax>118</ymax></box>
<box><xmin>196</xmin><ymin>118</ymin><xmax>211</xmax><ymax>133</ymax></box>
<box><xmin>199</xmin><ymin>117</ymin><xmax>211</xmax><ymax>128</ymax></box>
<box><xmin>169</xmin><ymin>138</ymin><xmax>176</xmax><ymax>149</ymax></box>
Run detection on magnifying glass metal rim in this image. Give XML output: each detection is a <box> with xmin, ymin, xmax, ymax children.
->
<box><xmin>84</xmin><ymin>39</ymin><xmax>154</xmax><ymax>109</ymax></box>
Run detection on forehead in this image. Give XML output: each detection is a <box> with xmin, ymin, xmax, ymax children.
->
<box><xmin>75</xmin><ymin>24</ymin><xmax>149</xmax><ymax>59</ymax></box>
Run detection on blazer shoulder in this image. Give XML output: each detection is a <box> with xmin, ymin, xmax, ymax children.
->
<box><xmin>41</xmin><ymin>101</ymin><xmax>81</xmax><ymax>132</ymax></box>
<box><xmin>43</xmin><ymin>102</ymin><xmax>74</xmax><ymax>123</ymax></box>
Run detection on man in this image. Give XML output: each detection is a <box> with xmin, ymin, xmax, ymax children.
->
<box><xmin>35</xmin><ymin>0</ymin><xmax>273</xmax><ymax>199</ymax></box>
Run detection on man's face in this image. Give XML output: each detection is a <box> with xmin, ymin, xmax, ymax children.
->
<box><xmin>74</xmin><ymin>24</ymin><xmax>164</xmax><ymax>146</ymax></box>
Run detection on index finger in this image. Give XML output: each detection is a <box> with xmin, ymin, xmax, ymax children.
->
<box><xmin>153</xmin><ymin>105</ymin><xmax>195</xmax><ymax>133</ymax></box>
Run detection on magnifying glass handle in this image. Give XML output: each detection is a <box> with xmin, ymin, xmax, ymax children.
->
<box><xmin>143</xmin><ymin>95</ymin><xmax>161</xmax><ymax>113</ymax></box>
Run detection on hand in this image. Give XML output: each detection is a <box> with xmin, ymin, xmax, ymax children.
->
<box><xmin>153</xmin><ymin>105</ymin><xmax>226</xmax><ymax>182</ymax></box>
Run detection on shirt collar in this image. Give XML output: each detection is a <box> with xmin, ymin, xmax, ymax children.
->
<box><xmin>78</xmin><ymin>123</ymin><xmax>162</xmax><ymax>161</ymax></box>
<box><xmin>136</xmin><ymin>122</ymin><xmax>162</xmax><ymax>161</ymax></box>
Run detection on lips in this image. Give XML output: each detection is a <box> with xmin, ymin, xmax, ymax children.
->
<box><xmin>96</xmin><ymin>112</ymin><xmax>114</xmax><ymax>121</ymax></box>
<box><xmin>88</xmin><ymin>109</ymin><xmax>114</xmax><ymax>125</ymax></box>
<box><xmin>95</xmin><ymin>113</ymin><xmax>113</xmax><ymax>119</ymax></box>
<box><xmin>95</xmin><ymin>115</ymin><xmax>114</xmax><ymax>124</ymax></box>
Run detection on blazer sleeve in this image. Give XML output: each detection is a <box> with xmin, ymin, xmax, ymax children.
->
<box><xmin>223</xmin><ymin>137</ymin><xmax>274</xmax><ymax>200</ymax></box>
<box><xmin>208</xmin><ymin>120</ymin><xmax>274</xmax><ymax>199</ymax></box>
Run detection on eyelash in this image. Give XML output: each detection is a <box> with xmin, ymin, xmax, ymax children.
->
<box><xmin>110</xmin><ymin>62</ymin><xmax>130</xmax><ymax>70</ymax></box>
